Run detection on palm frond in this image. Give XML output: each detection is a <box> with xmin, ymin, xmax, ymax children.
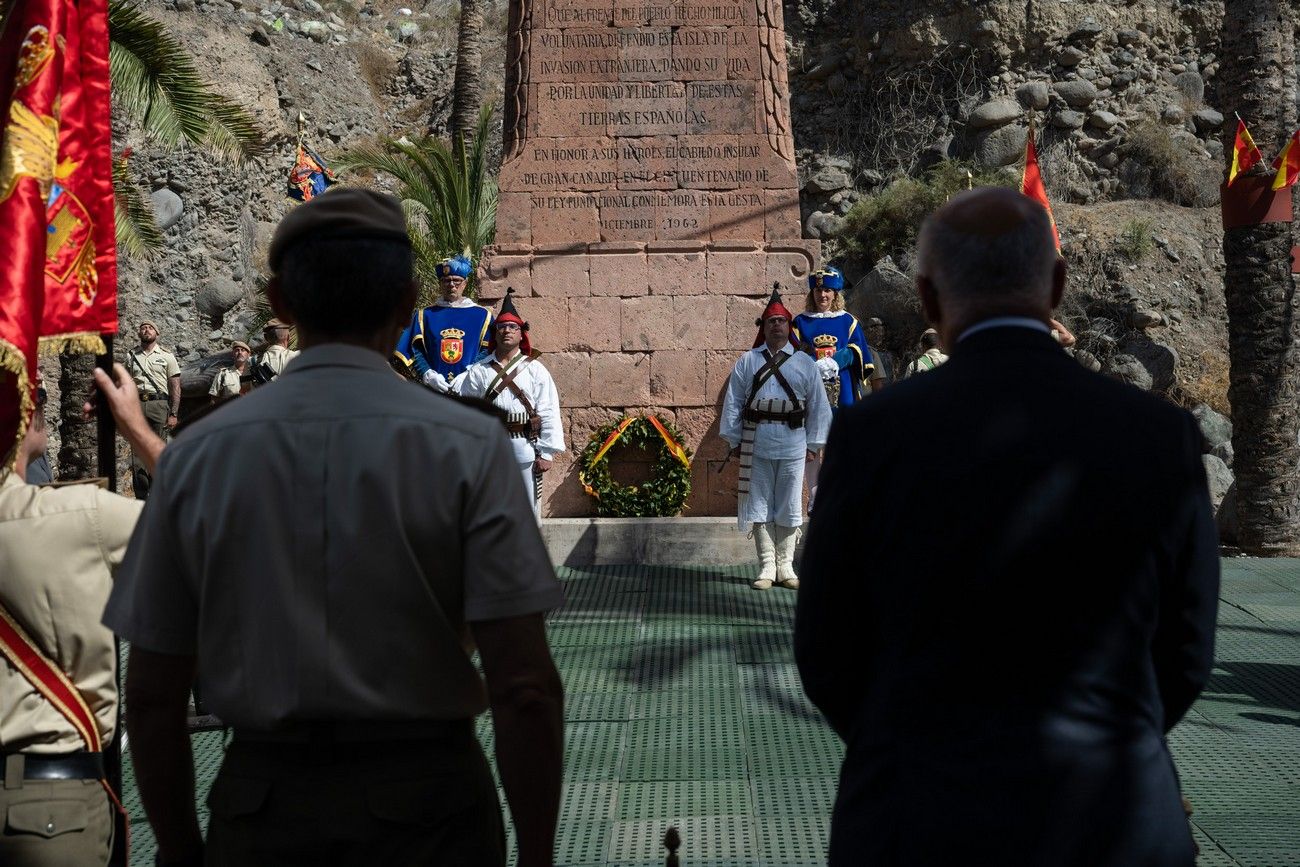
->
<box><xmin>108</xmin><ymin>0</ymin><xmax>263</xmax><ymax>163</ymax></box>
<box><xmin>331</xmin><ymin>104</ymin><xmax>500</xmax><ymax>293</ymax></box>
<box><xmin>112</xmin><ymin>155</ymin><xmax>163</xmax><ymax>258</ymax></box>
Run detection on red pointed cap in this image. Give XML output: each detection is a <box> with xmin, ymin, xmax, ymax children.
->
<box><xmin>490</xmin><ymin>287</ymin><xmax>531</xmax><ymax>355</ymax></box>
<box><xmin>753</xmin><ymin>287</ymin><xmax>795</xmax><ymax>347</ymax></box>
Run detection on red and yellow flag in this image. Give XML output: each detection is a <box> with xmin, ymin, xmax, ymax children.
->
<box><xmin>1020</xmin><ymin>124</ymin><xmax>1061</xmax><ymax>250</ymax></box>
<box><xmin>0</xmin><ymin>0</ymin><xmax>116</xmax><ymax>466</ymax></box>
<box><xmin>1273</xmin><ymin>129</ymin><xmax>1300</xmax><ymax>190</ymax></box>
<box><xmin>1228</xmin><ymin>117</ymin><xmax>1264</xmax><ymax>186</ymax></box>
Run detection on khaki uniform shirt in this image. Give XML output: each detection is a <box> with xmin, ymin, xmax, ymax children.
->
<box><xmin>0</xmin><ymin>472</ymin><xmax>143</xmax><ymax>752</ymax></box>
<box><xmin>904</xmin><ymin>347</ymin><xmax>949</xmax><ymax>378</ymax></box>
<box><xmin>104</xmin><ymin>344</ymin><xmax>564</xmax><ymax>730</ymax></box>
<box><xmin>126</xmin><ymin>345</ymin><xmax>180</xmax><ymax>399</ymax></box>
<box><xmin>208</xmin><ymin>367</ymin><xmax>243</xmax><ymax>398</ymax></box>
<box><xmin>259</xmin><ymin>344</ymin><xmax>299</xmax><ymax>378</ymax></box>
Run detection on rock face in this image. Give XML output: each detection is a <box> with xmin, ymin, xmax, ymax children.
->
<box><xmin>975</xmin><ymin>123</ymin><xmax>1029</xmax><ymax>167</ymax></box>
<box><xmin>844</xmin><ymin>257</ymin><xmax>925</xmax><ymax>345</ymax></box>
<box><xmin>1202</xmin><ymin>454</ymin><xmax>1234</xmax><ymax>511</ymax></box>
<box><xmin>969</xmin><ymin>98</ymin><xmax>1022</xmax><ymax>129</ymax></box>
<box><xmin>1193</xmin><ymin>404</ymin><xmax>1233</xmax><ymax>452</ymax></box>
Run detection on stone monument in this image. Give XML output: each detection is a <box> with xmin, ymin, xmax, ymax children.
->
<box><xmin>479</xmin><ymin>0</ymin><xmax>819</xmax><ymax>516</ymax></box>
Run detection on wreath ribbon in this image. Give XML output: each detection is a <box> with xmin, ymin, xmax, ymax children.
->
<box><xmin>648</xmin><ymin>415</ymin><xmax>690</xmax><ymax>468</ymax></box>
<box><xmin>578</xmin><ymin>415</ymin><xmax>693</xmax><ymax>513</ymax></box>
<box><xmin>589</xmin><ymin>416</ymin><xmax>637</xmax><ymax>467</ymax></box>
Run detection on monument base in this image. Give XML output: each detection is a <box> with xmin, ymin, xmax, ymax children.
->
<box><xmin>479</xmin><ymin>238</ymin><xmax>820</xmax><ymax>518</ymax></box>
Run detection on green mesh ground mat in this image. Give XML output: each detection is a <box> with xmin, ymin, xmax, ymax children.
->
<box><xmin>121</xmin><ymin>559</ymin><xmax>1300</xmax><ymax>865</ymax></box>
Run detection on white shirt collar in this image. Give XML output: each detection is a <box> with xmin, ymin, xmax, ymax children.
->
<box><xmin>435</xmin><ymin>297</ymin><xmax>479</xmax><ymax>309</ymax></box>
<box><xmin>804</xmin><ymin>309</ymin><xmax>847</xmax><ymax>319</ymax></box>
<box><xmin>758</xmin><ymin>341</ymin><xmax>796</xmax><ymax>356</ymax></box>
<box><xmin>957</xmin><ymin>316</ymin><xmax>1051</xmax><ymax>344</ymax></box>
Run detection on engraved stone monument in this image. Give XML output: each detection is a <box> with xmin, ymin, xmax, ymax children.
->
<box><xmin>479</xmin><ymin>0</ymin><xmax>819</xmax><ymax>516</ymax></box>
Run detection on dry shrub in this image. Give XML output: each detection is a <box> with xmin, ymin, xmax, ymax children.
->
<box><xmin>1119</xmin><ymin>120</ymin><xmax>1206</xmax><ymax>206</ymax></box>
<box><xmin>1176</xmin><ymin>350</ymin><xmax>1231</xmax><ymax>417</ymax></box>
<box><xmin>356</xmin><ymin>42</ymin><xmax>397</xmax><ymax>100</ymax></box>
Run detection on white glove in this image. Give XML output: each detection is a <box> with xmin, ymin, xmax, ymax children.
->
<box><xmin>422</xmin><ymin>370</ymin><xmax>449</xmax><ymax>392</ymax></box>
<box><xmin>815</xmin><ymin>355</ymin><xmax>840</xmax><ymax>380</ymax></box>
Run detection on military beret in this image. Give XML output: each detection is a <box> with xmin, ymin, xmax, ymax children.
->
<box><xmin>263</xmin><ymin>318</ymin><xmax>290</xmax><ymax>330</ymax></box>
<box><xmin>138</xmin><ymin>320</ymin><xmax>159</xmax><ymax>331</ymax></box>
<box><xmin>267</xmin><ymin>187</ymin><xmax>410</xmax><ymax>273</ymax></box>
<box><xmin>231</xmin><ymin>340</ymin><xmax>251</xmax><ymax>352</ymax></box>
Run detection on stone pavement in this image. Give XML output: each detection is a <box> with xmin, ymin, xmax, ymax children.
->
<box><xmin>122</xmin><ymin>559</ymin><xmax>1300</xmax><ymax>865</ymax></box>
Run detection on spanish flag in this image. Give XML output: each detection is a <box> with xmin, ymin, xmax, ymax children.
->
<box><xmin>1273</xmin><ymin>129</ymin><xmax>1300</xmax><ymax>190</ymax></box>
<box><xmin>1020</xmin><ymin>123</ymin><xmax>1061</xmax><ymax>250</ymax></box>
<box><xmin>0</xmin><ymin>0</ymin><xmax>116</xmax><ymax>466</ymax></box>
<box><xmin>1228</xmin><ymin>117</ymin><xmax>1264</xmax><ymax>186</ymax></box>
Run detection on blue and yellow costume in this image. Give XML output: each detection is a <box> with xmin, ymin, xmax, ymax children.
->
<box><xmin>393</xmin><ymin>255</ymin><xmax>494</xmax><ymax>381</ymax></box>
<box><xmin>792</xmin><ymin>266</ymin><xmax>874</xmax><ymax>408</ymax></box>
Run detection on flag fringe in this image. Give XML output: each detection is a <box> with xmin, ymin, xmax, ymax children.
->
<box><xmin>37</xmin><ymin>332</ymin><xmax>107</xmax><ymax>357</ymax></box>
<box><xmin>0</xmin><ymin>338</ymin><xmax>34</xmax><ymax>472</ymax></box>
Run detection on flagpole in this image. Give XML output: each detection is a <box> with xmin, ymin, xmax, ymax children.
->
<box><xmin>95</xmin><ymin>334</ymin><xmax>116</xmax><ymax>489</ymax></box>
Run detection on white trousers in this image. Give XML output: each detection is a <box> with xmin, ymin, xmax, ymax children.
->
<box><xmin>519</xmin><ymin>461</ymin><xmax>540</xmax><ymax>520</ymax></box>
<box><xmin>739</xmin><ymin>456</ymin><xmax>805</xmax><ymax>531</ymax></box>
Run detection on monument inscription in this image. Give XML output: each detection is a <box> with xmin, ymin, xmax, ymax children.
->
<box><xmin>499</xmin><ymin>0</ymin><xmax>799</xmax><ymax>242</ymax></box>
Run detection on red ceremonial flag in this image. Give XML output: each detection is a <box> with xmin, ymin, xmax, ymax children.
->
<box><xmin>1020</xmin><ymin>124</ymin><xmax>1061</xmax><ymax>250</ymax></box>
<box><xmin>1228</xmin><ymin>117</ymin><xmax>1264</xmax><ymax>186</ymax></box>
<box><xmin>1273</xmin><ymin>129</ymin><xmax>1300</xmax><ymax>190</ymax></box>
<box><xmin>0</xmin><ymin>0</ymin><xmax>116</xmax><ymax>465</ymax></box>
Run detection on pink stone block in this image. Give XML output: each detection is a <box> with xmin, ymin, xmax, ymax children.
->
<box><xmin>531</xmin><ymin>193</ymin><xmax>600</xmax><ymax>244</ymax></box>
<box><xmin>650</xmin><ymin>350</ymin><xmax>708</xmax><ymax>406</ymax></box>
<box><xmin>668</xmin><ymin>295</ymin><xmax>726</xmax><ymax>350</ymax></box>
<box><xmin>672</xmin><ymin>28</ymin><xmax>728</xmax><ymax>81</ymax></box>
<box><xmin>542</xmin><ymin>0</ymin><xmax>614</xmax><ymax>27</ymax></box>
<box><xmin>618</xmin><ymin>136</ymin><xmax>677</xmax><ymax>190</ymax></box>
<box><xmin>725</xmin><ymin>25</ymin><xmax>761</xmax><ymax>81</ymax></box>
<box><xmin>496</xmin><ymin>192</ymin><xmax>533</xmax><ymax>244</ymax></box>
<box><xmin>503</xmin><ymin>135</ymin><xmax>619</xmax><ymax>192</ymax></box>
<box><xmin>590</xmin><ymin>352</ymin><xmax>652</xmax><ymax>405</ymax></box>
<box><xmin>521</xmin><ymin>297</ymin><xmax>572</xmax><ymax>352</ymax></box>
<box><xmin>737</xmin><ymin>134</ymin><xmax>798</xmax><ymax>190</ymax></box>
<box><xmin>528</xmin><ymin>28</ymin><xmax>566</xmax><ymax>83</ymax></box>
<box><xmin>568</xmin><ymin>297</ymin><xmax>623</xmax><ymax>351</ymax></box>
<box><xmin>597</xmin><ymin>190</ymin><xmax>661</xmax><ymax>241</ymax></box>
<box><xmin>647</xmin><ymin>248</ymin><xmax>706</xmax><ymax>295</ymax></box>
<box><xmin>532</xmin><ymin>251</ymin><xmax>592</xmax><ymax>298</ymax></box>
<box><xmin>707</xmin><ymin>190</ymin><xmax>765</xmax><ymax>242</ymax></box>
<box><xmin>620</xmin><ymin>295</ymin><xmax>676</xmax><ymax>350</ymax></box>
<box><xmin>705</xmin><ymin>248</ymin><xmax>766</xmax><ymax>294</ymax></box>
<box><xmin>655</xmin><ymin>190</ymin><xmax>710</xmax><ymax>241</ymax></box>
<box><xmin>764</xmin><ymin>188</ymin><xmax>802</xmax><ymax>240</ymax></box>
<box><xmin>686</xmin><ymin>80</ymin><xmax>758</xmax><ymax>135</ymax></box>
<box><xmin>478</xmin><ymin>252</ymin><xmax>533</xmax><ymax>298</ymax></box>
<box><xmin>705</xmin><ymin>349</ymin><xmax>740</xmax><ymax>404</ymax></box>
<box><xmin>725</xmin><ymin>295</ymin><xmax>767</xmax><ymax>351</ymax></box>
<box><xmin>674</xmin><ymin>134</ymin><xmax>738</xmax><ymax>187</ymax></box>
<box><xmin>766</xmin><ymin>246</ymin><xmax>818</xmax><ymax>297</ymax></box>
<box><xmin>589</xmin><ymin>249</ymin><xmax>650</xmax><ymax>296</ymax></box>
<box><xmin>618</xmin><ymin>28</ymin><xmax>673</xmax><ymax>82</ymax></box>
<box><xmin>544</xmin><ymin>350</ymin><xmax>592</xmax><ymax>408</ymax></box>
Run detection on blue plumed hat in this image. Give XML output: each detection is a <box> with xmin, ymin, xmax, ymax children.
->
<box><xmin>435</xmin><ymin>254</ymin><xmax>473</xmax><ymax>280</ymax></box>
<box><xmin>809</xmin><ymin>266</ymin><xmax>844</xmax><ymax>292</ymax></box>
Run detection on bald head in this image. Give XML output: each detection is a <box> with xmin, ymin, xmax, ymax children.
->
<box><xmin>916</xmin><ymin>187</ymin><xmax>1064</xmax><ymax>345</ymax></box>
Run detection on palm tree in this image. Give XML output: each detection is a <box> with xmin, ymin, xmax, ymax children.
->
<box><xmin>447</xmin><ymin>0</ymin><xmax>483</xmax><ymax>144</ymax></box>
<box><xmin>1219</xmin><ymin>0</ymin><xmax>1300</xmax><ymax>554</ymax></box>
<box><xmin>333</xmin><ymin>104</ymin><xmax>498</xmax><ymax>302</ymax></box>
<box><xmin>58</xmin><ymin>0</ymin><xmax>264</xmax><ymax>482</ymax></box>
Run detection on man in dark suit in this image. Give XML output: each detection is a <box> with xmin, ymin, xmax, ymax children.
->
<box><xmin>795</xmin><ymin>187</ymin><xmax>1218</xmax><ymax>866</ymax></box>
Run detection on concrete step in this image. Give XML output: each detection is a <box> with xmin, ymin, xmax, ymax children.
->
<box><xmin>542</xmin><ymin>517</ymin><xmax>754</xmax><ymax>566</ymax></box>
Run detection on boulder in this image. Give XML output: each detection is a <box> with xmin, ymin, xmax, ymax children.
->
<box><xmin>1056</xmin><ymin>46</ymin><xmax>1088</xmax><ymax>67</ymax></box>
<box><xmin>1192</xmin><ymin>403</ymin><xmax>1233</xmax><ymax>451</ymax></box>
<box><xmin>1016</xmin><ymin>81</ymin><xmax>1051</xmax><ymax>110</ymax></box>
<box><xmin>804</xmin><ymin>210</ymin><xmax>845</xmax><ymax>239</ymax></box>
<box><xmin>1074</xmin><ymin>349</ymin><xmax>1102</xmax><ymax>372</ymax></box>
<box><xmin>974</xmin><ymin>123</ymin><xmax>1028</xmax><ymax>168</ymax></box>
<box><xmin>1052</xmin><ymin>109</ymin><xmax>1087</xmax><ymax>130</ymax></box>
<box><xmin>969</xmin><ymin>98</ymin><xmax>1023</xmax><ymax>129</ymax></box>
<box><xmin>195</xmin><ymin>277</ymin><xmax>244</xmax><ymax>319</ymax></box>
<box><xmin>1202</xmin><ymin>454</ymin><xmax>1234</xmax><ymax>511</ymax></box>
<box><xmin>1161</xmin><ymin>104</ymin><xmax>1185</xmax><ymax>125</ymax></box>
<box><xmin>1212</xmin><ymin>439</ymin><xmax>1234</xmax><ymax>467</ymax></box>
<box><xmin>1217</xmin><ymin>482</ymin><xmax>1238</xmax><ymax>543</ymax></box>
<box><xmin>1192</xmin><ymin>108</ymin><xmax>1225</xmax><ymax>134</ymax></box>
<box><xmin>844</xmin><ymin>257</ymin><xmax>925</xmax><ymax>351</ymax></box>
<box><xmin>1174</xmin><ymin>70</ymin><xmax>1205</xmax><ymax>103</ymax></box>
<box><xmin>1118</xmin><ymin>337</ymin><xmax>1178</xmax><ymax>393</ymax></box>
<box><xmin>1068</xmin><ymin>18</ymin><xmax>1104</xmax><ymax>44</ymax></box>
<box><xmin>1088</xmin><ymin>110</ymin><xmax>1119</xmax><ymax>131</ymax></box>
<box><xmin>804</xmin><ymin>166</ymin><xmax>852</xmax><ymax>194</ymax></box>
<box><xmin>299</xmin><ymin>19</ymin><xmax>330</xmax><ymax>42</ymax></box>
<box><xmin>1103</xmin><ymin>353</ymin><xmax>1153</xmax><ymax>390</ymax></box>
<box><xmin>1053</xmin><ymin>79</ymin><xmax>1099</xmax><ymax>108</ymax></box>
<box><xmin>150</xmin><ymin>188</ymin><xmax>184</xmax><ymax>231</ymax></box>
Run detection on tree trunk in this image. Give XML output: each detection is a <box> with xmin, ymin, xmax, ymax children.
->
<box><xmin>448</xmin><ymin>0</ymin><xmax>483</xmax><ymax>145</ymax></box>
<box><xmin>1220</xmin><ymin>0</ymin><xmax>1300</xmax><ymax>554</ymax></box>
<box><xmin>57</xmin><ymin>352</ymin><xmax>98</xmax><ymax>481</ymax></box>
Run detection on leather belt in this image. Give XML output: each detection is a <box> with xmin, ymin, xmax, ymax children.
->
<box><xmin>5</xmin><ymin>752</ymin><xmax>105</xmax><ymax>780</ymax></box>
<box><xmin>742</xmin><ymin>407</ymin><xmax>805</xmax><ymax>428</ymax></box>
<box><xmin>140</xmin><ymin>395</ymin><xmax>166</xmax><ymax>403</ymax></box>
<box><xmin>233</xmin><ymin>719</ymin><xmax>471</xmax><ymax>745</ymax></box>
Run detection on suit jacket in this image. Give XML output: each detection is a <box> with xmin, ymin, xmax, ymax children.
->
<box><xmin>795</xmin><ymin>325</ymin><xmax>1218</xmax><ymax>867</ymax></box>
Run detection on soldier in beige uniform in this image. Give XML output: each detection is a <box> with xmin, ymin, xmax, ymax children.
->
<box><xmin>208</xmin><ymin>340</ymin><xmax>252</xmax><ymax>403</ymax></box>
<box><xmin>0</xmin><ymin>367</ymin><xmax>164</xmax><ymax>867</ymax></box>
<box><xmin>124</xmin><ymin>321</ymin><xmax>181</xmax><ymax>499</ymax></box>
<box><xmin>256</xmin><ymin>319</ymin><xmax>299</xmax><ymax>381</ymax></box>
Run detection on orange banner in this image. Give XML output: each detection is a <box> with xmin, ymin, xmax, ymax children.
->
<box><xmin>0</xmin><ymin>0</ymin><xmax>117</xmax><ymax>464</ymax></box>
<box><xmin>648</xmin><ymin>415</ymin><xmax>691</xmax><ymax>469</ymax></box>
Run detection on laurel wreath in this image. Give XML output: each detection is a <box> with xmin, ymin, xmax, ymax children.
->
<box><xmin>578</xmin><ymin>415</ymin><xmax>693</xmax><ymax>517</ymax></box>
